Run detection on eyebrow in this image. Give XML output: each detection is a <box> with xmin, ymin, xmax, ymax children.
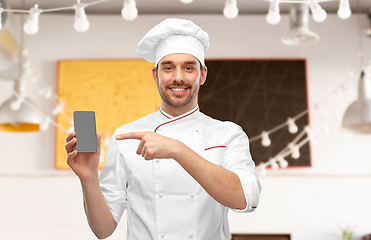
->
<box><xmin>159</xmin><ymin>61</ymin><xmax>173</xmax><ymax>66</ymax></box>
<box><xmin>184</xmin><ymin>61</ymin><xmax>198</xmax><ymax>65</ymax></box>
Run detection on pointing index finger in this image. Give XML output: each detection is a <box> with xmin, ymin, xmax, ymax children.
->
<box><xmin>116</xmin><ymin>132</ymin><xmax>145</xmax><ymax>140</ymax></box>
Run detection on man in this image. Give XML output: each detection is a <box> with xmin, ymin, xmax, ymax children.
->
<box><xmin>65</xmin><ymin>18</ymin><xmax>261</xmax><ymax>240</ymax></box>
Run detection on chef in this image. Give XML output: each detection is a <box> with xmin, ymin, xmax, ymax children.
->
<box><xmin>65</xmin><ymin>18</ymin><xmax>261</xmax><ymax>240</ymax></box>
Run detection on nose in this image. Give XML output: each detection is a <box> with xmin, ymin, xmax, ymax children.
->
<box><xmin>173</xmin><ymin>67</ymin><xmax>184</xmax><ymax>82</ymax></box>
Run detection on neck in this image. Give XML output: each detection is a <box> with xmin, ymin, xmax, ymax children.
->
<box><xmin>161</xmin><ymin>102</ymin><xmax>198</xmax><ymax>117</ymax></box>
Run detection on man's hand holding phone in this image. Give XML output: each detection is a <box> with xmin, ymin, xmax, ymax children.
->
<box><xmin>65</xmin><ymin>131</ymin><xmax>101</xmax><ymax>180</ymax></box>
<box><xmin>65</xmin><ymin>111</ymin><xmax>101</xmax><ymax>180</ymax></box>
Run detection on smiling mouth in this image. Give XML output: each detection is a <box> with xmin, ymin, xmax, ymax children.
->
<box><xmin>170</xmin><ymin>87</ymin><xmax>188</xmax><ymax>92</ymax></box>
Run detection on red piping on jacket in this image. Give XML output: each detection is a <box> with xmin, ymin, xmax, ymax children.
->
<box><xmin>154</xmin><ymin>107</ymin><xmax>199</xmax><ymax>133</ymax></box>
<box><xmin>159</xmin><ymin>108</ymin><xmax>171</xmax><ymax>119</ymax></box>
<box><xmin>204</xmin><ymin>146</ymin><xmax>227</xmax><ymax>151</ymax></box>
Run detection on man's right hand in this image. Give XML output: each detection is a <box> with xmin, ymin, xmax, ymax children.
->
<box><xmin>65</xmin><ymin>131</ymin><xmax>117</xmax><ymax>239</ymax></box>
<box><xmin>65</xmin><ymin>131</ymin><xmax>102</xmax><ymax>180</ymax></box>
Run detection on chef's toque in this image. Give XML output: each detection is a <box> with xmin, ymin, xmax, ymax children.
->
<box><xmin>136</xmin><ymin>18</ymin><xmax>209</xmax><ymax>67</ymax></box>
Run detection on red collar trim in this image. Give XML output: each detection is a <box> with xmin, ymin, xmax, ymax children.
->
<box><xmin>154</xmin><ymin>107</ymin><xmax>199</xmax><ymax>133</ymax></box>
<box><xmin>159</xmin><ymin>108</ymin><xmax>171</xmax><ymax>119</ymax></box>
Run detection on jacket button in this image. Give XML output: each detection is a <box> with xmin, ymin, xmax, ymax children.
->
<box><xmin>161</xmin><ymin>233</ymin><xmax>165</xmax><ymax>238</ymax></box>
<box><xmin>190</xmin><ymin>194</ymin><xmax>194</xmax><ymax>198</ymax></box>
<box><xmin>189</xmin><ymin>233</ymin><xmax>193</xmax><ymax>238</ymax></box>
<box><xmin>159</xmin><ymin>194</ymin><xmax>163</xmax><ymax>198</ymax></box>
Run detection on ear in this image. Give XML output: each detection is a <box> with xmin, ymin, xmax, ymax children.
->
<box><xmin>200</xmin><ymin>66</ymin><xmax>208</xmax><ymax>86</ymax></box>
<box><xmin>152</xmin><ymin>67</ymin><xmax>158</xmax><ymax>85</ymax></box>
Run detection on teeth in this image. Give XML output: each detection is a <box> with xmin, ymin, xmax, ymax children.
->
<box><xmin>172</xmin><ymin>88</ymin><xmax>186</xmax><ymax>92</ymax></box>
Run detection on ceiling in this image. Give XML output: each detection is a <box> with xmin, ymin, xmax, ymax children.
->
<box><xmin>4</xmin><ymin>0</ymin><xmax>371</xmax><ymax>15</ymax></box>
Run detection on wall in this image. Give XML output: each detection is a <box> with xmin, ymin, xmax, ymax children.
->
<box><xmin>0</xmin><ymin>13</ymin><xmax>371</xmax><ymax>240</ymax></box>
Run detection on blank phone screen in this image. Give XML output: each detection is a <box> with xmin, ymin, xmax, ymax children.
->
<box><xmin>73</xmin><ymin>111</ymin><xmax>98</xmax><ymax>152</ymax></box>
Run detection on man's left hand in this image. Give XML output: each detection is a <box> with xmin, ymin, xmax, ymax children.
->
<box><xmin>115</xmin><ymin>132</ymin><xmax>182</xmax><ymax>160</ymax></box>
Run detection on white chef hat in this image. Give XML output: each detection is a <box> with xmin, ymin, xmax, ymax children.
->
<box><xmin>136</xmin><ymin>18</ymin><xmax>209</xmax><ymax>66</ymax></box>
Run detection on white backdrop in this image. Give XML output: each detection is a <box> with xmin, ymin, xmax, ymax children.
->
<box><xmin>0</xmin><ymin>13</ymin><xmax>371</xmax><ymax>240</ymax></box>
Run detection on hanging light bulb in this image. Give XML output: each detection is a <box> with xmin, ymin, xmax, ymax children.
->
<box><xmin>261</xmin><ymin>131</ymin><xmax>271</xmax><ymax>147</ymax></box>
<box><xmin>223</xmin><ymin>0</ymin><xmax>239</xmax><ymax>19</ymax></box>
<box><xmin>0</xmin><ymin>5</ymin><xmax>3</xmax><ymax>32</ymax></box>
<box><xmin>338</xmin><ymin>0</ymin><xmax>351</xmax><ymax>19</ymax></box>
<box><xmin>287</xmin><ymin>117</ymin><xmax>298</xmax><ymax>133</ymax></box>
<box><xmin>39</xmin><ymin>86</ymin><xmax>53</xmax><ymax>99</ymax></box>
<box><xmin>40</xmin><ymin>116</ymin><xmax>51</xmax><ymax>131</ymax></box>
<box><xmin>73</xmin><ymin>2</ymin><xmax>89</xmax><ymax>32</ymax></box>
<box><xmin>24</xmin><ymin>5</ymin><xmax>42</xmax><ymax>35</ymax></box>
<box><xmin>10</xmin><ymin>95</ymin><xmax>25</xmax><ymax>111</ymax></box>
<box><xmin>180</xmin><ymin>0</ymin><xmax>193</xmax><ymax>3</ymax></box>
<box><xmin>122</xmin><ymin>0</ymin><xmax>138</xmax><ymax>21</ymax></box>
<box><xmin>288</xmin><ymin>143</ymin><xmax>300</xmax><ymax>159</ymax></box>
<box><xmin>99</xmin><ymin>147</ymin><xmax>106</xmax><ymax>163</ymax></box>
<box><xmin>266</xmin><ymin>0</ymin><xmax>281</xmax><ymax>25</ymax></box>
<box><xmin>309</xmin><ymin>0</ymin><xmax>327</xmax><ymax>22</ymax></box>
<box><xmin>67</xmin><ymin>126</ymin><xmax>74</xmax><ymax>133</ymax></box>
<box><xmin>103</xmin><ymin>133</ymin><xmax>111</xmax><ymax>147</ymax></box>
<box><xmin>304</xmin><ymin>125</ymin><xmax>313</xmax><ymax>139</ymax></box>
<box><xmin>276</xmin><ymin>155</ymin><xmax>288</xmax><ymax>168</ymax></box>
<box><xmin>269</xmin><ymin>158</ymin><xmax>279</xmax><ymax>170</ymax></box>
<box><xmin>258</xmin><ymin>163</ymin><xmax>267</xmax><ymax>177</ymax></box>
<box><xmin>52</xmin><ymin>101</ymin><xmax>65</xmax><ymax>116</ymax></box>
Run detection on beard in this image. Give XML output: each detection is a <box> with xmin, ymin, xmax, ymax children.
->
<box><xmin>157</xmin><ymin>78</ymin><xmax>201</xmax><ymax>109</ymax></box>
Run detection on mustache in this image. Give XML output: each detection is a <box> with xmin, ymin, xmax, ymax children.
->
<box><xmin>166</xmin><ymin>82</ymin><xmax>191</xmax><ymax>88</ymax></box>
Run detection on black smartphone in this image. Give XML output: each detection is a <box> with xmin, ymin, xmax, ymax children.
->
<box><xmin>73</xmin><ymin>111</ymin><xmax>98</xmax><ymax>152</ymax></box>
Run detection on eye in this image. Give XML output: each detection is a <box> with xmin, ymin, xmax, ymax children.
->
<box><xmin>163</xmin><ymin>66</ymin><xmax>173</xmax><ymax>71</ymax></box>
<box><xmin>185</xmin><ymin>66</ymin><xmax>194</xmax><ymax>71</ymax></box>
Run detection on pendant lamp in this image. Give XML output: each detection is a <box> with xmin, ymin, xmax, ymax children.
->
<box><xmin>282</xmin><ymin>3</ymin><xmax>319</xmax><ymax>46</ymax></box>
<box><xmin>342</xmin><ymin>70</ymin><xmax>371</xmax><ymax>134</ymax></box>
<box><xmin>0</xmin><ymin>0</ymin><xmax>42</xmax><ymax>132</ymax></box>
<box><xmin>0</xmin><ymin>79</ymin><xmax>43</xmax><ymax>132</ymax></box>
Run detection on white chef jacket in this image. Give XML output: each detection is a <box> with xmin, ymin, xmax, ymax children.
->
<box><xmin>99</xmin><ymin>105</ymin><xmax>261</xmax><ymax>240</ymax></box>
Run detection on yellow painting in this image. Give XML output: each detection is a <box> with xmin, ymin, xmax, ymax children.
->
<box><xmin>55</xmin><ymin>60</ymin><xmax>160</xmax><ymax>170</ymax></box>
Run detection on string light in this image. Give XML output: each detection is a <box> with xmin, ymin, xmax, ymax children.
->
<box><xmin>39</xmin><ymin>86</ymin><xmax>53</xmax><ymax>99</ymax></box>
<box><xmin>40</xmin><ymin>116</ymin><xmax>51</xmax><ymax>131</ymax></box>
<box><xmin>23</xmin><ymin>5</ymin><xmax>42</xmax><ymax>35</ymax></box>
<box><xmin>10</xmin><ymin>93</ymin><xmax>26</xmax><ymax>111</ymax></box>
<box><xmin>103</xmin><ymin>133</ymin><xmax>111</xmax><ymax>147</ymax></box>
<box><xmin>99</xmin><ymin>147</ymin><xmax>106</xmax><ymax>163</ymax></box>
<box><xmin>276</xmin><ymin>155</ymin><xmax>288</xmax><ymax>168</ymax></box>
<box><xmin>73</xmin><ymin>2</ymin><xmax>90</xmax><ymax>32</ymax></box>
<box><xmin>261</xmin><ymin>131</ymin><xmax>271</xmax><ymax>147</ymax></box>
<box><xmin>266</xmin><ymin>0</ymin><xmax>281</xmax><ymax>25</ymax></box>
<box><xmin>309</xmin><ymin>0</ymin><xmax>327</xmax><ymax>22</ymax></box>
<box><xmin>52</xmin><ymin>101</ymin><xmax>65</xmax><ymax>116</ymax></box>
<box><xmin>121</xmin><ymin>0</ymin><xmax>138</xmax><ymax>21</ymax></box>
<box><xmin>1</xmin><ymin>0</ymin><xmax>353</xmax><ymax>35</ymax></box>
<box><xmin>304</xmin><ymin>126</ymin><xmax>313</xmax><ymax>140</ymax></box>
<box><xmin>287</xmin><ymin>117</ymin><xmax>298</xmax><ymax>134</ymax></box>
<box><xmin>338</xmin><ymin>0</ymin><xmax>351</xmax><ymax>19</ymax></box>
<box><xmin>223</xmin><ymin>0</ymin><xmax>239</xmax><ymax>19</ymax></box>
<box><xmin>269</xmin><ymin>158</ymin><xmax>279</xmax><ymax>170</ymax></box>
<box><xmin>258</xmin><ymin>163</ymin><xmax>267</xmax><ymax>177</ymax></box>
<box><xmin>288</xmin><ymin>143</ymin><xmax>300</xmax><ymax>159</ymax></box>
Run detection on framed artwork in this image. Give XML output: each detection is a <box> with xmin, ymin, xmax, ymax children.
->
<box><xmin>55</xmin><ymin>60</ymin><xmax>160</xmax><ymax>169</ymax></box>
<box><xmin>199</xmin><ymin>59</ymin><xmax>311</xmax><ymax>167</ymax></box>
